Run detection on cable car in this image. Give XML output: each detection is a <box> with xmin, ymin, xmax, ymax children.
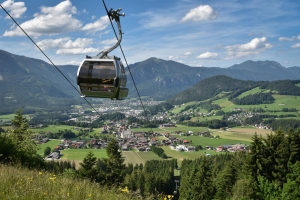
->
<box><xmin>77</xmin><ymin>8</ymin><xmax>128</xmax><ymax>100</ymax></box>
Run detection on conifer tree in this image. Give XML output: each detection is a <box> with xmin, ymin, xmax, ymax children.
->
<box><xmin>79</xmin><ymin>151</ymin><xmax>97</xmax><ymax>181</ymax></box>
<box><xmin>104</xmin><ymin>139</ymin><xmax>126</xmax><ymax>185</ymax></box>
<box><xmin>281</xmin><ymin>161</ymin><xmax>300</xmax><ymax>199</ymax></box>
<box><xmin>214</xmin><ymin>161</ymin><xmax>237</xmax><ymax>199</ymax></box>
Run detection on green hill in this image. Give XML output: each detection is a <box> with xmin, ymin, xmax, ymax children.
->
<box><xmin>0</xmin><ymin>164</ymin><xmax>138</xmax><ymax>200</ymax></box>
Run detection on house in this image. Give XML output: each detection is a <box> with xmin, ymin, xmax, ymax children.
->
<box><xmin>45</xmin><ymin>151</ymin><xmax>61</xmax><ymax>160</ymax></box>
<box><xmin>183</xmin><ymin>140</ymin><xmax>190</xmax><ymax>144</ymax></box>
<box><xmin>186</xmin><ymin>146</ymin><xmax>195</xmax><ymax>152</ymax></box>
<box><xmin>41</xmin><ymin>138</ymin><xmax>49</xmax><ymax>143</ymax></box>
<box><xmin>176</xmin><ymin>145</ymin><xmax>185</xmax><ymax>151</ymax></box>
<box><xmin>121</xmin><ymin>144</ymin><xmax>129</xmax><ymax>151</ymax></box>
<box><xmin>121</xmin><ymin>130</ymin><xmax>133</xmax><ymax>139</ymax></box>
<box><xmin>199</xmin><ymin>132</ymin><xmax>211</xmax><ymax>137</ymax></box>
<box><xmin>160</xmin><ymin>123</ymin><xmax>176</xmax><ymax>128</ymax></box>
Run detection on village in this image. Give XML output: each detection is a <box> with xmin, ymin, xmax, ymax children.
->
<box><xmin>37</xmin><ymin>123</ymin><xmax>248</xmax><ymax>161</ymax></box>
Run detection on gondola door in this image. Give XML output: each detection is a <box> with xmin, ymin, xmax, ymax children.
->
<box><xmin>77</xmin><ymin>59</ymin><xmax>117</xmax><ymax>98</ymax></box>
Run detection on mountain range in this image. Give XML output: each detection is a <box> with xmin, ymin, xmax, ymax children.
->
<box><xmin>1</xmin><ymin>49</ymin><xmax>300</xmax><ymax>114</ymax></box>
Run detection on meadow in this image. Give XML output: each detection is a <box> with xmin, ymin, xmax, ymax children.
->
<box><xmin>0</xmin><ymin>164</ymin><xmax>141</xmax><ymax>200</ymax></box>
<box><xmin>31</xmin><ymin>125</ymin><xmax>103</xmax><ymax>135</ymax></box>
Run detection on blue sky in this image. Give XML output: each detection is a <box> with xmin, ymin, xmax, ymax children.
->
<box><xmin>0</xmin><ymin>0</ymin><xmax>300</xmax><ymax>68</ymax></box>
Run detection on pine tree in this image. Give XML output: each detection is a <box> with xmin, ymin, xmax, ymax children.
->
<box><xmin>79</xmin><ymin>151</ymin><xmax>97</xmax><ymax>181</ymax></box>
<box><xmin>214</xmin><ymin>161</ymin><xmax>237</xmax><ymax>199</ymax></box>
<box><xmin>0</xmin><ymin>108</ymin><xmax>43</xmax><ymax>167</ymax></box>
<box><xmin>104</xmin><ymin>139</ymin><xmax>126</xmax><ymax>185</ymax></box>
<box><xmin>281</xmin><ymin>161</ymin><xmax>300</xmax><ymax>199</ymax></box>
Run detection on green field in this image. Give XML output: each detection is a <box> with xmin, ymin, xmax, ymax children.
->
<box><xmin>137</xmin><ymin>151</ymin><xmax>162</xmax><ymax>162</ymax></box>
<box><xmin>31</xmin><ymin>125</ymin><xmax>103</xmax><ymax>135</ymax></box>
<box><xmin>0</xmin><ymin>114</ymin><xmax>31</xmax><ymax>123</ymax></box>
<box><xmin>237</xmin><ymin>87</ymin><xmax>270</xmax><ymax>98</ymax></box>
<box><xmin>219</xmin><ymin>95</ymin><xmax>300</xmax><ymax>113</ymax></box>
<box><xmin>162</xmin><ymin>146</ymin><xmax>219</xmax><ymax>166</ymax></box>
<box><xmin>170</xmin><ymin>101</ymin><xmax>197</xmax><ymax>114</ymax></box>
<box><xmin>122</xmin><ymin>151</ymin><xmax>144</xmax><ymax>165</ymax></box>
<box><xmin>61</xmin><ymin>149</ymin><xmax>108</xmax><ymax>160</ymax></box>
<box><xmin>37</xmin><ymin>139</ymin><xmax>61</xmax><ymax>155</ymax></box>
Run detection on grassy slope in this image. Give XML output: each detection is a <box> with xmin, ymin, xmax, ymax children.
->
<box><xmin>0</xmin><ymin>164</ymin><xmax>140</xmax><ymax>200</ymax></box>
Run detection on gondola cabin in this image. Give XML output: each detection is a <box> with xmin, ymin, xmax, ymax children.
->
<box><xmin>76</xmin><ymin>56</ymin><xmax>128</xmax><ymax>100</ymax></box>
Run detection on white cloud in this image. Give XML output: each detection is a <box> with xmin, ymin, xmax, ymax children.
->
<box><xmin>82</xmin><ymin>16</ymin><xmax>109</xmax><ymax>34</ymax></box>
<box><xmin>278</xmin><ymin>35</ymin><xmax>300</xmax><ymax>41</ymax></box>
<box><xmin>181</xmin><ymin>5</ymin><xmax>217</xmax><ymax>22</ymax></box>
<box><xmin>3</xmin><ymin>0</ymin><xmax>82</xmax><ymax>37</ymax></box>
<box><xmin>1</xmin><ymin>0</ymin><xmax>26</xmax><ymax>18</ymax></box>
<box><xmin>36</xmin><ymin>37</ymin><xmax>99</xmax><ymax>55</ymax></box>
<box><xmin>63</xmin><ymin>38</ymin><xmax>94</xmax><ymax>49</ymax></box>
<box><xmin>225</xmin><ymin>37</ymin><xmax>272</xmax><ymax>59</ymax></box>
<box><xmin>67</xmin><ymin>60</ymin><xmax>81</xmax><ymax>65</ymax></box>
<box><xmin>36</xmin><ymin>37</ymin><xmax>71</xmax><ymax>50</ymax></box>
<box><xmin>279</xmin><ymin>36</ymin><xmax>296</xmax><ymax>41</ymax></box>
<box><xmin>100</xmin><ymin>38</ymin><xmax>117</xmax><ymax>46</ymax></box>
<box><xmin>197</xmin><ymin>51</ymin><xmax>218</xmax><ymax>59</ymax></box>
<box><xmin>291</xmin><ymin>43</ymin><xmax>300</xmax><ymax>48</ymax></box>
<box><xmin>183</xmin><ymin>52</ymin><xmax>192</xmax><ymax>56</ymax></box>
<box><xmin>56</xmin><ymin>48</ymin><xmax>100</xmax><ymax>55</ymax></box>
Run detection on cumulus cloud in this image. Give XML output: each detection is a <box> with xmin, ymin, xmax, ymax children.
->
<box><xmin>1</xmin><ymin>0</ymin><xmax>26</xmax><ymax>18</ymax></box>
<box><xmin>291</xmin><ymin>43</ymin><xmax>300</xmax><ymax>48</ymax></box>
<box><xmin>225</xmin><ymin>37</ymin><xmax>272</xmax><ymax>59</ymax></box>
<box><xmin>82</xmin><ymin>16</ymin><xmax>110</xmax><ymax>34</ymax></box>
<box><xmin>181</xmin><ymin>5</ymin><xmax>217</xmax><ymax>22</ymax></box>
<box><xmin>197</xmin><ymin>51</ymin><xmax>218</xmax><ymax>59</ymax></box>
<box><xmin>3</xmin><ymin>0</ymin><xmax>82</xmax><ymax>37</ymax></box>
<box><xmin>36</xmin><ymin>37</ymin><xmax>99</xmax><ymax>54</ymax></box>
<box><xmin>36</xmin><ymin>37</ymin><xmax>71</xmax><ymax>50</ymax></box>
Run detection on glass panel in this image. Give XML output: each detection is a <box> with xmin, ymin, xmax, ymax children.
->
<box><xmin>91</xmin><ymin>61</ymin><xmax>116</xmax><ymax>79</ymax></box>
<box><xmin>79</xmin><ymin>62</ymin><xmax>90</xmax><ymax>78</ymax></box>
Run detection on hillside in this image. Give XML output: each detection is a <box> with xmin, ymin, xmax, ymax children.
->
<box><xmin>0</xmin><ymin>164</ymin><xmax>137</xmax><ymax>200</ymax></box>
<box><xmin>1</xmin><ymin>49</ymin><xmax>300</xmax><ymax>113</ymax></box>
<box><xmin>168</xmin><ymin>75</ymin><xmax>300</xmax><ymax>105</ymax></box>
<box><xmin>0</xmin><ymin>50</ymin><xmax>83</xmax><ymax>114</ymax></box>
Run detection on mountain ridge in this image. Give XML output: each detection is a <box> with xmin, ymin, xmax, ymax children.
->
<box><xmin>1</xmin><ymin>49</ymin><xmax>300</xmax><ymax>113</ymax></box>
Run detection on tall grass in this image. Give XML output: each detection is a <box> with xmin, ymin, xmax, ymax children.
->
<box><xmin>0</xmin><ymin>164</ymin><xmax>150</xmax><ymax>200</ymax></box>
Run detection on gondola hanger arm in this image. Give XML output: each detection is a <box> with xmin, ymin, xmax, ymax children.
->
<box><xmin>99</xmin><ymin>8</ymin><xmax>125</xmax><ymax>59</ymax></box>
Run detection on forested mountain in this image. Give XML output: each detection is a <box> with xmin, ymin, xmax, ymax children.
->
<box><xmin>1</xmin><ymin>49</ymin><xmax>300</xmax><ymax>113</ymax></box>
<box><xmin>0</xmin><ymin>50</ymin><xmax>83</xmax><ymax>114</ymax></box>
<box><xmin>127</xmin><ymin>58</ymin><xmax>300</xmax><ymax>100</ymax></box>
<box><xmin>168</xmin><ymin>75</ymin><xmax>300</xmax><ymax>105</ymax></box>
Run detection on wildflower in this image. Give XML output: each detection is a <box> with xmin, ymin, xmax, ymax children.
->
<box><xmin>39</xmin><ymin>172</ymin><xmax>43</xmax><ymax>175</ymax></box>
<box><xmin>49</xmin><ymin>177</ymin><xmax>56</xmax><ymax>181</ymax></box>
<box><xmin>67</xmin><ymin>193</ymin><xmax>70</xmax><ymax>197</ymax></box>
<box><xmin>88</xmin><ymin>194</ymin><xmax>92</xmax><ymax>197</ymax></box>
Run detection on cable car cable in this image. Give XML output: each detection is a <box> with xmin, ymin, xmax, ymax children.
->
<box><xmin>102</xmin><ymin>0</ymin><xmax>153</xmax><ymax>132</ymax></box>
<box><xmin>0</xmin><ymin>4</ymin><xmax>104</xmax><ymax>119</ymax></box>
